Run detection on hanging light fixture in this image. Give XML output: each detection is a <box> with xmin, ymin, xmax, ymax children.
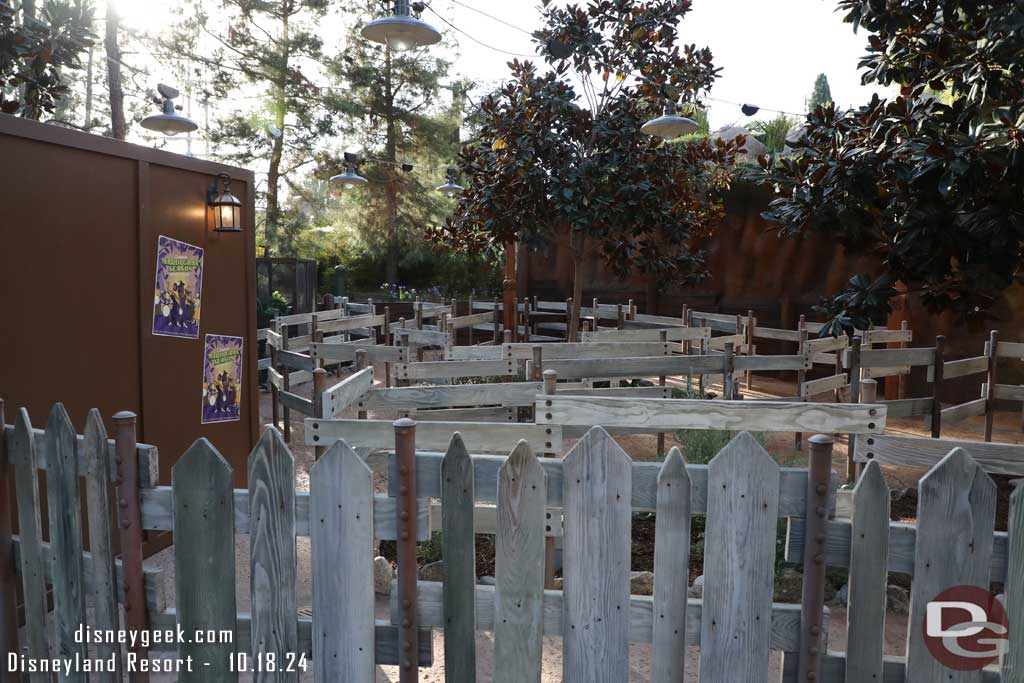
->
<box><xmin>436</xmin><ymin>168</ymin><xmax>464</xmax><ymax>195</ymax></box>
<box><xmin>641</xmin><ymin>100</ymin><xmax>698</xmax><ymax>139</ymax></box>
<box><xmin>330</xmin><ymin>162</ymin><xmax>369</xmax><ymax>190</ymax></box>
<box><xmin>362</xmin><ymin>0</ymin><xmax>441</xmax><ymax>51</ymax></box>
<box><xmin>141</xmin><ymin>84</ymin><xmax>199</xmax><ymax>135</ymax></box>
<box><xmin>207</xmin><ymin>173</ymin><xmax>242</xmax><ymax>233</ymax></box>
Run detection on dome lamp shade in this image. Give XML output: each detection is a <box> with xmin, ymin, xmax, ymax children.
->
<box><xmin>361</xmin><ymin>0</ymin><xmax>441</xmax><ymax>51</ymax></box>
<box><xmin>330</xmin><ymin>163</ymin><xmax>369</xmax><ymax>190</ymax></box>
<box><xmin>140</xmin><ymin>84</ymin><xmax>199</xmax><ymax>136</ymax></box>
<box><xmin>641</xmin><ymin>100</ymin><xmax>698</xmax><ymax>139</ymax></box>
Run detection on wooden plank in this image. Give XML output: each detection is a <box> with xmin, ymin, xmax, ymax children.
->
<box><xmin>540</xmin><ymin>355</ymin><xmax>721</xmax><ymax>380</ymax></box>
<box><xmin>428</xmin><ymin>502</ymin><xmax>563</xmax><ymax>537</ymax></box>
<box><xmin>318</xmin><ymin>313</ymin><xmax>386</xmax><ymax>334</ymax></box>
<box><xmin>507</xmin><ymin>341</ymin><xmax>672</xmax><ymax>360</ymax></box>
<box><xmin>699</xmin><ymin>432</ymin><xmax>780</xmax><ymax>682</ymax></box>
<box><xmin>310</xmin><ymin>440</ymin><xmax>375</xmax><ymax>682</ymax></box>
<box><xmin>413</xmin><ymin>406</ymin><xmax>515</xmax><ymax>422</ymax></box>
<box><xmin>277</xmin><ymin>348</ymin><xmax>316</xmax><ymax>372</ymax></box>
<box><xmin>442</xmin><ymin>435</ymin><xmax>477</xmax><ymax>683</ymax></box>
<box><xmin>652</xmin><ymin>449</ymin><xmax>690</xmax><ymax>682</ymax></box>
<box><xmin>558</xmin><ymin>386</ymin><xmax>672</xmax><ymax>399</ymax></box>
<box><xmin>402</xmin><ymin>581</ymin><xmax>809</xmax><ymax>650</ymax></box>
<box><xmin>310</xmin><ymin>341</ymin><xmax>406</xmax><ymax>364</ymax></box>
<box><xmin>906</xmin><ymin>448</ymin><xmax>996</xmax><ymax>683</ymax></box>
<box><xmin>881</xmin><ymin>397</ymin><xmax>933</xmax><ymax>418</ymax></box>
<box><xmin>941</xmin><ymin>397</ymin><xmax>988</xmax><ymax>424</ymax></box>
<box><xmin>733</xmin><ymin>354</ymin><xmax>810</xmax><ymax>371</ymax></box>
<box><xmin>45</xmin><ymin>404</ymin><xmax>88</xmax><ymax>679</ymax></box>
<box><xmin>996</xmin><ymin>341</ymin><xmax>1024</xmax><ymax>358</ymax></box>
<box><xmin>248</xmin><ymin>428</ymin><xmax>298</xmax><ymax>683</ymax></box>
<box><xmin>537</xmin><ymin>396</ymin><xmax>885</xmax><ymax>434</ymax></box>
<box><xmin>322</xmin><ymin>367</ymin><xmax>374</xmax><ymax>418</ymax></box>
<box><xmin>784</xmin><ymin>654</ymin><xmax>1003</xmax><ymax>683</ymax></box>
<box><xmin>393</xmin><ymin>452</ymin><xmax>825</xmax><ymax>518</ymax></box>
<box><xmin>173</xmin><ymin>440</ymin><xmax>238</xmax><ymax>681</ymax></box>
<box><xmin>1004</xmin><ymin>483</ymin><xmax>1024</xmax><ymax>682</ymax></box>
<box><xmin>863</xmin><ymin>366</ymin><xmax>911</xmax><ymax>379</ymax></box>
<box><xmin>4</xmin><ymin>425</ymin><xmax>158</xmax><ymax>487</ymax></box>
<box><xmin>936</xmin><ymin>355</ymin><xmax>988</xmax><ymax>381</ymax></box>
<box><xmin>986</xmin><ymin>383</ymin><xmax>1024</xmax><ymax>402</ymax></box>
<box><xmin>845</xmin><ymin>461</ymin><xmax>890</xmax><ymax>683</ymax></box>
<box><xmin>359</xmin><ymin>383</ymin><xmax>544</xmax><ymax>411</ymax></box>
<box><xmin>708</xmin><ymin>333</ymin><xmax>746</xmax><ymax>351</ymax></box>
<box><xmin>851</xmin><ymin>347</ymin><xmax>935</xmax><ymax>368</ymax></box>
<box><xmin>805</xmin><ymin>335</ymin><xmax>849</xmax><ymax>355</ymax></box>
<box><xmin>753</xmin><ymin>326</ymin><xmax>803</xmax><ymax>342</ymax></box>
<box><xmin>854</xmin><ymin>434</ymin><xmax>1024</xmax><ymax>477</ymax></box>
<box><xmin>581</xmin><ymin>327</ymin><xmax>710</xmax><ymax>343</ymax></box>
<box><xmin>393</xmin><ymin>328</ymin><xmax>450</xmax><ymax>346</ymax></box>
<box><xmin>393</xmin><ymin>359</ymin><xmax>515</xmax><ymax>381</ymax></box>
<box><xmin>863</xmin><ymin>328</ymin><xmax>913</xmax><ymax>344</ymax></box>
<box><xmin>562</xmin><ymin>427</ymin><xmax>631</xmax><ymax>683</ymax></box>
<box><xmin>307</xmin><ymin>419</ymin><xmax>562</xmax><ymax>455</ymax></box>
<box><xmin>802</xmin><ymin>373</ymin><xmax>849</xmax><ymax>397</ymax></box>
<box><xmin>140</xmin><ymin>487</ymin><xmax>429</xmax><ymax>541</ymax></box>
<box><xmin>447</xmin><ymin>311</ymin><xmax>498</xmax><ymax>329</ymax></box>
<box><xmin>11</xmin><ymin>409</ymin><xmax>49</xmax><ymax>669</ymax></box>
<box><xmin>84</xmin><ymin>410</ymin><xmax>120</xmax><ymax>681</ymax></box>
<box><xmin>278</xmin><ymin>390</ymin><xmax>315</xmax><ymax>415</ymax></box>
<box><xmin>494</xmin><ymin>441</ymin><xmax>546</xmax><ymax>683</ymax></box>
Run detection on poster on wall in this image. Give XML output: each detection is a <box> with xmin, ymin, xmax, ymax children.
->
<box><xmin>152</xmin><ymin>235</ymin><xmax>204</xmax><ymax>339</ymax></box>
<box><xmin>201</xmin><ymin>334</ymin><xmax>243</xmax><ymax>425</ymax></box>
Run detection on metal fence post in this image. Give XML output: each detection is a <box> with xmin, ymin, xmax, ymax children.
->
<box><xmin>799</xmin><ymin>434</ymin><xmax>834</xmax><ymax>683</ymax></box>
<box><xmin>394</xmin><ymin>418</ymin><xmax>419</xmax><ymax>683</ymax></box>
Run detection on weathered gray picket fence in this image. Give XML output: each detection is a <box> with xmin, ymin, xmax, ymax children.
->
<box><xmin>4</xmin><ymin>401</ymin><xmax>1023</xmax><ymax>682</ymax></box>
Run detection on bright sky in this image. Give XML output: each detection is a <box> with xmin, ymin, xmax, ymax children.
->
<box><xmin>112</xmin><ymin>0</ymin><xmax>893</xmax><ymax>149</ymax></box>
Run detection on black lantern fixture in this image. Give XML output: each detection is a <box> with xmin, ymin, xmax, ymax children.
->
<box><xmin>208</xmin><ymin>173</ymin><xmax>242</xmax><ymax>232</ymax></box>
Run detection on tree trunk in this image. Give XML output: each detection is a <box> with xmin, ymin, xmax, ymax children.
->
<box><xmin>567</xmin><ymin>231</ymin><xmax>586</xmax><ymax>342</ymax></box>
<box><xmin>21</xmin><ymin>0</ymin><xmax>39</xmax><ymax>119</ymax></box>
<box><xmin>104</xmin><ymin>4</ymin><xmax>126</xmax><ymax>140</ymax></box>
<box><xmin>264</xmin><ymin>11</ymin><xmax>290</xmax><ymax>258</ymax></box>
<box><xmin>384</xmin><ymin>47</ymin><xmax>399</xmax><ymax>284</ymax></box>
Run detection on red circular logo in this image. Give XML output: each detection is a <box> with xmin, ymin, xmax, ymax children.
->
<box><xmin>922</xmin><ymin>585</ymin><xmax>1009</xmax><ymax>671</ymax></box>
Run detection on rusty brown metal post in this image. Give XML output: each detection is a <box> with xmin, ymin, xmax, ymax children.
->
<box><xmin>384</xmin><ymin>306</ymin><xmax>392</xmax><ymax>346</ymax></box>
<box><xmin>542</xmin><ymin>370</ymin><xmax>558</xmax><ymax>589</ymax></box>
<box><xmin>313</xmin><ymin>368</ymin><xmax>327</xmax><ymax>460</ymax></box>
<box><xmin>985</xmin><ymin>329</ymin><xmax>999</xmax><ymax>442</ymax></box>
<box><xmin>799</xmin><ymin>434</ymin><xmax>833</xmax><ymax>683</ymax></box>
<box><xmin>617</xmin><ymin>304</ymin><xmax>625</xmax><ymax>330</ymax></box>
<box><xmin>394</xmin><ymin>418</ymin><xmax>419</xmax><ymax>683</ymax></box>
<box><xmin>846</xmin><ymin>336</ymin><xmax>862</xmax><ymax>483</ymax></box>
<box><xmin>113</xmin><ymin>411</ymin><xmax>150</xmax><ymax>683</ymax></box>
<box><xmin>795</xmin><ymin>317</ymin><xmax>808</xmax><ymax>451</ymax></box>
<box><xmin>0</xmin><ymin>399</ymin><xmax>19</xmax><ymax>659</ymax></box>
<box><xmin>723</xmin><ymin>341</ymin><xmax>736</xmax><ymax>400</ymax></box>
<box><xmin>931</xmin><ymin>335</ymin><xmax>945</xmax><ymax>438</ymax></box>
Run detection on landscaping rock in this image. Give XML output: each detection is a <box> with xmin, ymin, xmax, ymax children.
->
<box><xmin>373</xmin><ymin>556</ymin><xmax>393</xmax><ymax>595</ymax></box>
<box><xmin>887</xmin><ymin>585</ymin><xmax>910</xmax><ymax>615</ymax></box>
<box><xmin>419</xmin><ymin>561</ymin><xmax>444</xmax><ymax>582</ymax></box>
<box><xmin>688</xmin><ymin>575</ymin><xmax>704</xmax><ymax>599</ymax></box>
<box><xmin>479</xmin><ymin>575</ymin><xmax>496</xmax><ymax>586</ymax></box>
<box><xmin>630</xmin><ymin>571</ymin><xmax>655</xmax><ymax>596</ymax></box>
<box><xmin>711</xmin><ymin>125</ymin><xmax>768</xmax><ymax>156</ymax></box>
<box><xmin>832</xmin><ymin>583</ymin><xmax>849</xmax><ymax>607</ymax></box>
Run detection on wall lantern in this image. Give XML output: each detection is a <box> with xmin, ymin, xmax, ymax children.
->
<box><xmin>641</xmin><ymin>100</ymin><xmax>698</xmax><ymax>139</ymax></box>
<box><xmin>330</xmin><ymin>162</ymin><xmax>369</xmax><ymax>190</ymax></box>
<box><xmin>208</xmin><ymin>173</ymin><xmax>242</xmax><ymax>232</ymax></box>
<box><xmin>141</xmin><ymin>84</ymin><xmax>199</xmax><ymax>136</ymax></box>
<box><xmin>436</xmin><ymin>167</ymin><xmax>464</xmax><ymax>195</ymax></box>
<box><xmin>362</xmin><ymin>0</ymin><xmax>441</xmax><ymax>51</ymax></box>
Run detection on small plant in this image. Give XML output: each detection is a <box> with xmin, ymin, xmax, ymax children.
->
<box><xmin>675</xmin><ymin>429</ymin><xmax>764</xmax><ymax>465</ymax></box>
<box><xmin>257</xmin><ymin>290</ymin><xmax>291</xmax><ymax>319</ymax></box>
<box><xmin>814</xmin><ymin>274</ymin><xmax>898</xmax><ymax>337</ymax></box>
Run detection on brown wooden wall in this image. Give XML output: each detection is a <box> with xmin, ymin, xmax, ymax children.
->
<box><xmin>0</xmin><ymin>116</ymin><xmax>258</xmax><ymax>486</ymax></box>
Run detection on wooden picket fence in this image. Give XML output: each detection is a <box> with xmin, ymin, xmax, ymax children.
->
<box><xmin>3</xmin><ymin>398</ymin><xmax>1023</xmax><ymax>681</ymax></box>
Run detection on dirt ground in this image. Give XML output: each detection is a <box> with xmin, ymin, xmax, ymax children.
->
<box><xmin>138</xmin><ymin>366</ymin><xmax>1019</xmax><ymax>681</ymax></box>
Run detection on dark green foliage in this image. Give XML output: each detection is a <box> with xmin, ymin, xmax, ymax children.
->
<box><xmin>813</xmin><ymin>274</ymin><xmax>897</xmax><ymax>337</ymax></box>
<box><xmin>0</xmin><ymin>1</ymin><xmax>94</xmax><ymax>117</ymax></box>
<box><xmin>754</xmin><ymin>0</ymin><xmax>1024</xmax><ymax>320</ymax></box>
<box><xmin>431</xmin><ymin>0</ymin><xmax>742</xmax><ymax>336</ymax></box>
<box><xmin>808</xmin><ymin>73</ymin><xmax>832</xmax><ymax>111</ymax></box>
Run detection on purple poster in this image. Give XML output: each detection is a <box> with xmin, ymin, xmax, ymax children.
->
<box><xmin>201</xmin><ymin>335</ymin><xmax>243</xmax><ymax>425</ymax></box>
<box><xmin>152</xmin><ymin>235</ymin><xmax>203</xmax><ymax>339</ymax></box>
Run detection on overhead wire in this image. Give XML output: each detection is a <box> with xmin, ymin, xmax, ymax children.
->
<box><xmin>423</xmin><ymin>4</ymin><xmax>537</xmax><ymax>58</ymax></box>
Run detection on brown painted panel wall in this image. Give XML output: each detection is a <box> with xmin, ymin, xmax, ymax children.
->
<box><xmin>0</xmin><ymin>116</ymin><xmax>258</xmax><ymax>486</ymax></box>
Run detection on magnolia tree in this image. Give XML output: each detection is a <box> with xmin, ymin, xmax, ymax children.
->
<box><xmin>755</xmin><ymin>0</ymin><xmax>1024</xmax><ymax>326</ymax></box>
<box><xmin>429</xmin><ymin>0</ymin><xmax>741</xmax><ymax>339</ymax></box>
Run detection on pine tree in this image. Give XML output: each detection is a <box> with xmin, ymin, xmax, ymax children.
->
<box><xmin>808</xmin><ymin>73</ymin><xmax>832</xmax><ymax>111</ymax></box>
<box><xmin>323</xmin><ymin>0</ymin><xmax>462</xmax><ymax>284</ymax></box>
<box><xmin>159</xmin><ymin>0</ymin><xmax>348</xmax><ymax>256</ymax></box>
